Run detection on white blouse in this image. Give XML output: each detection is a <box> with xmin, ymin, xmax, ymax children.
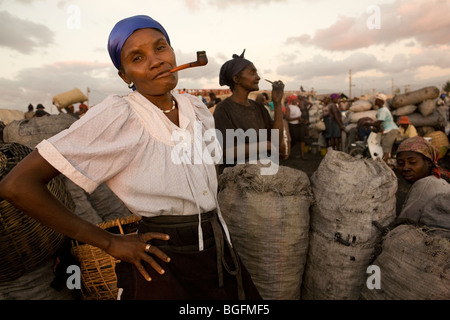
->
<box><xmin>287</xmin><ymin>104</ymin><xmax>302</xmax><ymax>124</ymax></box>
<box><xmin>37</xmin><ymin>91</ymin><xmax>230</xmax><ymax>250</ymax></box>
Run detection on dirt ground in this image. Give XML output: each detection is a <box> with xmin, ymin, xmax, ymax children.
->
<box><xmin>280</xmin><ymin>143</ymin><xmax>450</xmax><ymax>216</ymax></box>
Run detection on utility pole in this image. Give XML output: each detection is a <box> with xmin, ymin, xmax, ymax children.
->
<box><xmin>391</xmin><ymin>79</ymin><xmax>394</xmax><ymax>96</ymax></box>
<box><xmin>349</xmin><ymin>69</ymin><xmax>355</xmax><ymax>99</ymax></box>
<box><xmin>349</xmin><ymin>69</ymin><xmax>352</xmax><ymax>99</ymax></box>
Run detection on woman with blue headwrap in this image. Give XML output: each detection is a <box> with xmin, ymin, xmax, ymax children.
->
<box><xmin>0</xmin><ymin>15</ymin><xmax>260</xmax><ymax>300</ymax></box>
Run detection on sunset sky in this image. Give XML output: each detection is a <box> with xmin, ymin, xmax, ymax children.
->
<box><xmin>1</xmin><ymin>0</ymin><xmax>449</xmax><ymax>113</ymax></box>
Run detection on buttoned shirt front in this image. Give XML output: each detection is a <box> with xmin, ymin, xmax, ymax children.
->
<box><xmin>37</xmin><ymin>91</ymin><xmax>220</xmax><ymax>218</ymax></box>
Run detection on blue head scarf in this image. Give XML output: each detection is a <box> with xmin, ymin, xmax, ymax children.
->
<box><xmin>107</xmin><ymin>15</ymin><xmax>171</xmax><ymax>70</ymax></box>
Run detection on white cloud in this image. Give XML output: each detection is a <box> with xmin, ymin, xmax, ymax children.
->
<box><xmin>184</xmin><ymin>0</ymin><xmax>288</xmax><ymax>10</ymax></box>
<box><xmin>0</xmin><ymin>10</ymin><xmax>54</xmax><ymax>53</ymax></box>
<box><xmin>0</xmin><ymin>61</ymin><xmax>123</xmax><ymax>111</ymax></box>
<box><xmin>286</xmin><ymin>0</ymin><xmax>450</xmax><ymax>51</ymax></box>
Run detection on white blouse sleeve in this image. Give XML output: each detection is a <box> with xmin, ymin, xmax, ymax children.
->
<box><xmin>398</xmin><ymin>176</ymin><xmax>447</xmax><ymax>223</ymax></box>
<box><xmin>36</xmin><ymin>95</ymin><xmax>144</xmax><ymax>193</ymax></box>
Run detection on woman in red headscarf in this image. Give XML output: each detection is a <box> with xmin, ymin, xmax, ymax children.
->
<box><xmin>396</xmin><ymin>136</ymin><xmax>450</xmax><ymax>225</ymax></box>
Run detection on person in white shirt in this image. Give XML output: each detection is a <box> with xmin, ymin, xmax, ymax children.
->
<box><xmin>0</xmin><ymin>15</ymin><xmax>260</xmax><ymax>300</ymax></box>
<box><xmin>371</xmin><ymin>93</ymin><xmax>399</xmax><ymax>162</ymax></box>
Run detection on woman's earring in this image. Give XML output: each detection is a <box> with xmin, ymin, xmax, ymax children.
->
<box><xmin>128</xmin><ymin>82</ymin><xmax>134</xmax><ymax>89</ymax></box>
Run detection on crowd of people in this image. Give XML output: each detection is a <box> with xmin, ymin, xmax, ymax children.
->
<box><xmin>218</xmin><ymin>87</ymin><xmax>449</xmax><ymax>165</ymax></box>
<box><xmin>24</xmin><ymin>103</ymin><xmax>50</xmax><ymax>118</ymax></box>
<box><xmin>23</xmin><ymin>102</ymin><xmax>89</xmax><ymax>120</ymax></box>
<box><xmin>2</xmin><ymin>14</ymin><xmax>449</xmax><ymax>301</ymax></box>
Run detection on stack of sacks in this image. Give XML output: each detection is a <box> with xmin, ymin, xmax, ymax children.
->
<box><xmin>308</xmin><ymin>100</ymin><xmax>326</xmax><ymax>141</ymax></box>
<box><xmin>344</xmin><ymin>99</ymin><xmax>377</xmax><ymax>135</ymax></box>
<box><xmin>391</xmin><ymin>86</ymin><xmax>445</xmax><ymax>136</ymax></box>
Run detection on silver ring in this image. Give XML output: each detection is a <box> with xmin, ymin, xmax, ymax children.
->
<box><xmin>145</xmin><ymin>243</ymin><xmax>151</xmax><ymax>253</ymax></box>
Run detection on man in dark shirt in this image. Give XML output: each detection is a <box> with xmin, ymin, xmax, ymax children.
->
<box><xmin>213</xmin><ymin>50</ymin><xmax>284</xmax><ymax>174</ymax></box>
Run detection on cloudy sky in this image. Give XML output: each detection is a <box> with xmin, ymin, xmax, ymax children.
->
<box><xmin>1</xmin><ymin>0</ymin><xmax>449</xmax><ymax>113</ymax></box>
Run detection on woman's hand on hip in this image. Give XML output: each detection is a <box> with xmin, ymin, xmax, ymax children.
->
<box><xmin>106</xmin><ymin>232</ymin><xmax>170</xmax><ymax>281</ymax></box>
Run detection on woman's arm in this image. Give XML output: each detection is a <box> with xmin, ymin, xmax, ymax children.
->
<box><xmin>0</xmin><ymin>149</ymin><xmax>170</xmax><ymax>281</ymax></box>
<box><xmin>271</xmin><ymin>81</ymin><xmax>285</xmax><ymax>148</ymax></box>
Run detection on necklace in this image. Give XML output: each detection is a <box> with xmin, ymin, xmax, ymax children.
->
<box><xmin>162</xmin><ymin>98</ymin><xmax>177</xmax><ymax>114</ymax></box>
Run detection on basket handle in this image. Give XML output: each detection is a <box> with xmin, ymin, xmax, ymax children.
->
<box><xmin>116</xmin><ymin>218</ymin><xmax>125</xmax><ymax>235</ymax></box>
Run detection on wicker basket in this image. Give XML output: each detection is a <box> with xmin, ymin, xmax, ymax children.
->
<box><xmin>70</xmin><ymin>215</ymin><xmax>141</xmax><ymax>300</ymax></box>
<box><xmin>0</xmin><ymin>142</ymin><xmax>75</xmax><ymax>283</ymax></box>
<box><xmin>425</xmin><ymin>130</ymin><xmax>449</xmax><ymax>160</ymax></box>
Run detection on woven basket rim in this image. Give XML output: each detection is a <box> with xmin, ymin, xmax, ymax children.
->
<box><xmin>71</xmin><ymin>215</ymin><xmax>141</xmax><ymax>249</ymax></box>
<box><xmin>97</xmin><ymin>215</ymin><xmax>142</xmax><ymax>230</ymax></box>
<box><xmin>70</xmin><ymin>215</ymin><xmax>142</xmax><ymax>300</ymax></box>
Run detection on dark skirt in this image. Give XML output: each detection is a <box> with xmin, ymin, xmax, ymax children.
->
<box><xmin>288</xmin><ymin>122</ymin><xmax>308</xmax><ymax>143</ymax></box>
<box><xmin>324</xmin><ymin>117</ymin><xmax>341</xmax><ymax>138</ymax></box>
<box><xmin>115</xmin><ymin>211</ymin><xmax>261</xmax><ymax>300</ymax></box>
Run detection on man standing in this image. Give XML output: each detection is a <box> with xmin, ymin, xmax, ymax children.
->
<box><xmin>24</xmin><ymin>104</ymin><xmax>34</xmax><ymax>119</ymax></box>
<box><xmin>371</xmin><ymin>93</ymin><xmax>399</xmax><ymax>162</ymax></box>
<box><xmin>324</xmin><ymin>93</ymin><xmax>345</xmax><ymax>150</ymax></box>
<box><xmin>213</xmin><ymin>50</ymin><xmax>284</xmax><ymax>174</ymax></box>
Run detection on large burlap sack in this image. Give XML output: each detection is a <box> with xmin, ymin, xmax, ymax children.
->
<box><xmin>0</xmin><ymin>258</ymin><xmax>78</xmax><ymax>300</ymax></box>
<box><xmin>87</xmin><ymin>182</ymin><xmax>132</xmax><ymax>221</ymax></box>
<box><xmin>349</xmin><ymin>110</ymin><xmax>378</xmax><ymax>123</ymax></box>
<box><xmin>418</xmin><ymin>126</ymin><xmax>436</xmax><ymax>136</ymax></box>
<box><xmin>418</xmin><ymin>99</ymin><xmax>436</xmax><ymax>117</ymax></box>
<box><xmin>0</xmin><ymin>109</ymin><xmax>25</xmax><ymax>125</ymax></box>
<box><xmin>392</xmin><ymin>105</ymin><xmax>417</xmax><ymax>116</ymax></box>
<box><xmin>3</xmin><ymin>114</ymin><xmax>77</xmax><ymax>149</ymax></box>
<box><xmin>53</xmin><ymin>88</ymin><xmax>87</xmax><ymax>111</ymax></box>
<box><xmin>407</xmin><ymin>110</ymin><xmax>445</xmax><ymax>127</ymax></box>
<box><xmin>344</xmin><ymin>122</ymin><xmax>357</xmax><ymax>134</ymax></box>
<box><xmin>218</xmin><ymin>163</ymin><xmax>314</xmax><ymax>300</ymax></box>
<box><xmin>349</xmin><ymin>100</ymin><xmax>372</xmax><ymax>112</ymax></box>
<box><xmin>360</xmin><ymin>224</ymin><xmax>450</xmax><ymax>300</ymax></box>
<box><xmin>301</xmin><ymin>150</ymin><xmax>397</xmax><ymax>300</ymax></box>
<box><xmin>62</xmin><ymin>177</ymin><xmax>103</xmax><ymax>225</ymax></box>
<box><xmin>391</xmin><ymin>86</ymin><xmax>440</xmax><ymax>109</ymax></box>
<box><xmin>310</xmin><ymin>120</ymin><xmax>326</xmax><ymax>132</ymax></box>
<box><xmin>437</xmin><ymin>105</ymin><xmax>449</xmax><ymax>123</ymax></box>
<box><xmin>308</xmin><ymin>105</ymin><xmax>321</xmax><ymax>124</ymax></box>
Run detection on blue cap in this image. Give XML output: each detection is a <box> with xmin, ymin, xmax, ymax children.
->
<box><xmin>107</xmin><ymin>15</ymin><xmax>171</xmax><ymax>70</ymax></box>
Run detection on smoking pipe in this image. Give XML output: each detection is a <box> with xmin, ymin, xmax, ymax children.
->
<box><xmin>170</xmin><ymin>51</ymin><xmax>208</xmax><ymax>73</ymax></box>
